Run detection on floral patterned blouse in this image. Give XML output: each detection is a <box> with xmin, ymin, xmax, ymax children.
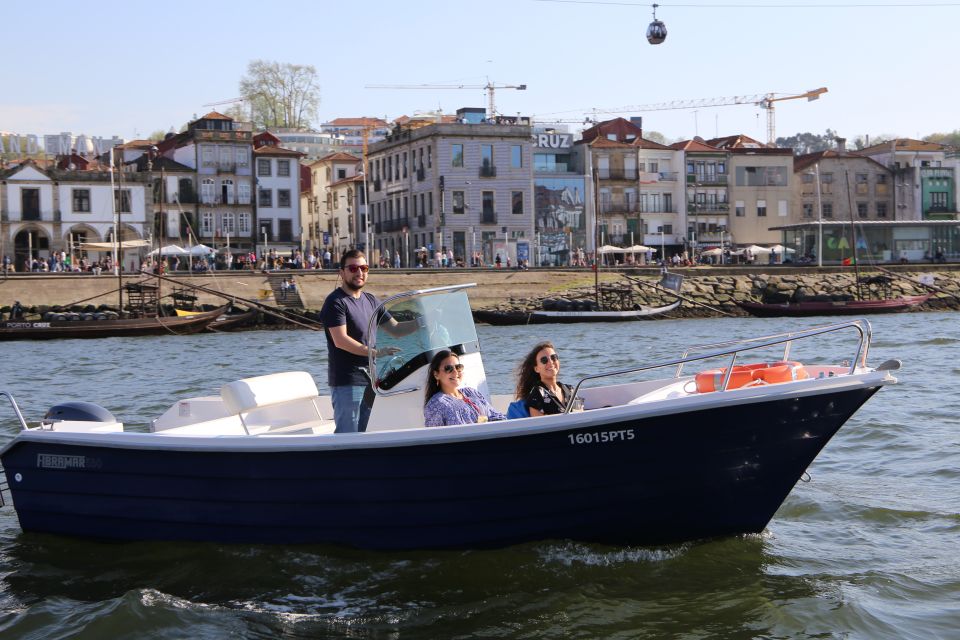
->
<box><xmin>424</xmin><ymin>387</ymin><xmax>506</xmax><ymax>426</ymax></box>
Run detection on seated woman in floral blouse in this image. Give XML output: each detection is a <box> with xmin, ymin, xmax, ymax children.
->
<box><xmin>424</xmin><ymin>350</ymin><xmax>505</xmax><ymax>426</ymax></box>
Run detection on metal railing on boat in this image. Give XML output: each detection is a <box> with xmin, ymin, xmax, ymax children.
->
<box><xmin>1</xmin><ymin>391</ymin><xmax>29</xmax><ymax>432</ymax></box>
<box><xmin>565</xmin><ymin>318</ymin><xmax>873</xmax><ymax>413</ymax></box>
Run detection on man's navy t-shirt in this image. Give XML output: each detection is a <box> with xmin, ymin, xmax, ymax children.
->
<box><xmin>320</xmin><ymin>288</ymin><xmax>381</xmax><ymax>387</ymax></box>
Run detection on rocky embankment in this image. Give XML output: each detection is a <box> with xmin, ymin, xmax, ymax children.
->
<box><xmin>482</xmin><ymin>269</ymin><xmax>960</xmax><ymax>318</ymax></box>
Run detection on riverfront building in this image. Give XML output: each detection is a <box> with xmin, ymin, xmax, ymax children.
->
<box><xmin>367</xmin><ymin>110</ymin><xmax>535</xmax><ymax>267</ymax></box>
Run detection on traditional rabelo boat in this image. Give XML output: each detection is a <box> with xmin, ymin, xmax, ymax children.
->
<box><xmin>0</xmin><ymin>279</ymin><xmax>227</xmax><ymax>341</ymax></box>
<box><xmin>0</xmin><ymin>284</ymin><xmax>899</xmax><ymax>549</ymax></box>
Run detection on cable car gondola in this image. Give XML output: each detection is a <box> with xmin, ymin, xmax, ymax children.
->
<box><xmin>647</xmin><ymin>3</ymin><xmax>667</xmax><ymax>45</ymax></box>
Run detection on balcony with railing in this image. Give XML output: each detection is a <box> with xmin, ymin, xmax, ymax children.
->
<box><xmin>687</xmin><ymin>203</ymin><xmax>730</xmax><ymax>213</ymax></box>
<box><xmin>379</xmin><ymin>217</ymin><xmax>410</xmax><ymax>233</ymax></box>
<box><xmin>479</xmin><ymin>165</ymin><xmax>497</xmax><ymax>178</ymax></box>
<box><xmin>597</xmin><ymin>169</ymin><xmax>638</xmax><ymax>181</ymax></box>
<box><xmin>687</xmin><ymin>172</ymin><xmax>728</xmax><ymax>185</ymax></box>
<box><xmin>217</xmin><ymin>164</ymin><xmax>237</xmax><ymax>174</ymax></box>
<box><xmin>481</xmin><ymin>210</ymin><xmax>497</xmax><ymax>224</ymax></box>
<box><xmin>601</xmin><ymin>202</ymin><xmax>640</xmax><ymax>214</ymax></box>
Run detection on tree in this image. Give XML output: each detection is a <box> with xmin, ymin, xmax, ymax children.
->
<box><xmin>775</xmin><ymin>129</ymin><xmax>838</xmax><ymax>154</ymax></box>
<box><xmin>644</xmin><ymin>130</ymin><xmax>668</xmax><ymax>145</ymax></box>
<box><xmin>925</xmin><ymin>130</ymin><xmax>960</xmax><ymax>148</ymax></box>
<box><xmin>238</xmin><ymin>60</ymin><xmax>321</xmax><ymax>130</ymax></box>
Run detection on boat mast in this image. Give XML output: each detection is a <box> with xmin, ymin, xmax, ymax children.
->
<box><xmin>592</xmin><ymin>167</ymin><xmax>600</xmax><ymax>310</ymax></box>
<box><xmin>843</xmin><ymin>169</ymin><xmax>863</xmax><ymax>300</ymax></box>
<box><xmin>110</xmin><ymin>148</ymin><xmax>124</xmax><ymax>312</ymax></box>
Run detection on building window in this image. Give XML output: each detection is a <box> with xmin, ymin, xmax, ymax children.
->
<box><xmin>803</xmin><ymin>203</ymin><xmax>814</xmax><ymax>218</ymax></box>
<box><xmin>757</xmin><ymin>200</ymin><xmax>767</xmax><ymax>217</ymax></box>
<box><xmin>238</xmin><ymin>181</ymin><xmax>251</xmax><ymax>204</ymax></box>
<box><xmin>236</xmin><ymin>148</ymin><xmax>248</xmax><ymax>167</ymax></box>
<box><xmin>452</xmin><ymin>144</ymin><xmax>463</xmax><ymax>167</ymax></box>
<box><xmin>511</xmin><ymin>145</ymin><xmax>522</xmax><ymax>168</ymax></box>
<box><xmin>338</xmin><ymin>168</ymin><xmax>347</xmax><ymax>180</ymax></box>
<box><xmin>201</xmin><ymin>211</ymin><xmax>214</xmax><ymax>235</ymax></box>
<box><xmin>278</xmin><ymin>189</ymin><xmax>291</xmax><ymax>207</ymax></box>
<box><xmin>856</xmin><ymin>173</ymin><xmax>868</xmax><ymax>196</ymax></box>
<box><xmin>663</xmin><ymin>224</ymin><xmax>673</xmax><ymax>234</ymax></box>
<box><xmin>452</xmin><ymin>191</ymin><xmax>465</xmax><ymax>214</ymax></box>
<box><xmin>114</xmin><ymin>189</ymin><xmax>131</xmax><ymax>213</ymax></box>
<box><xmin>72</xmin><ymin>189</ymin><xmax>91</xmax><ymax>213</ymax></box>
<box><xmin>428</xmin><ymin>145</ymin><xmax>432</xmax><ymax>168</ymax></box>
<box><xmin>876</xmin><ymin>202</ymin><xmax>888</xmax><ymax>218</ymax></box>
<box><xmin>482</xmin><ymin>191</ymin><xmax>495</xmax><ymax>223</ymax></box>
<box><xmin>259</xmin><ymin>189</ymin><xmax>272</xmax><ymax>207</ymax></box>
<box><xmin>238</xmin><ymin>212</ymin><xmax>251</xmax><ymax>234</ymax></box>
<box><xmin>512</xmin><ymin>191</ymin><xmax>523</xmax><ymax>215</ymax></box>
<box><xmin>481</xmin><ymin>144</ymin><xmax>493</xmax><ymax>169</ymax></box>
<box><xmin>222</xmin><ymin>212</ymin><xmax>236</xmax><ymax>234</ymax></box>
<box><xmin>202</xmin><ymin>146</ymin><xmax>215</xmax><ymax>166</ymax></box>
<box><xmin>735</xmin><ymin>200</ymin><xmax>745</xmax><ymax>217</ymax></box>
<box><xmin>220</xmin><ymin>147</ymin><xmax>232</xmax><ymax>167</ymax></box>
<box><xmin>857</xmin><ymin>202</ymin><xmax>868</xmax><ymax>218</ymax></box>
<box><xmin>201</xmin><ymin>179</ymin><xmax>216</xmax><ymax>204</ymax></box>
<box><xmin>278</xmin><ymin>160</ymin><xmax>290</xmax><ymax>177</ymax></box>
<box><xmin>736</xmin><ymin>166</ymin><xmax>787</xmax><ymax>187</ymax></box>
<box><xmin>257</xmin><ymin>158</ymin><xmax>271</xmax><ymax>176</ymax></box>
<box><xmin>822</xmin><ymin>203</ymin><xmax>833</xmax><ymax>218</ymax></box>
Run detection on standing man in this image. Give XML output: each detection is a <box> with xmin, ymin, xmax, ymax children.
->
<box><xmin>320</xmin><ymin>249</ymin><xmax>416</xmax><ymax>433</ymax></box>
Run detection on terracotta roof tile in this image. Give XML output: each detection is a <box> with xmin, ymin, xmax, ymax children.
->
<box><xmin>670</xmin><ymin>139</ymin><xmax>721</xmax><ymax>152</ymax></box>
<box><xmin>325</xmin><ymin>117</ymin><xmax>389</xmax><ymax>128</ymax></box>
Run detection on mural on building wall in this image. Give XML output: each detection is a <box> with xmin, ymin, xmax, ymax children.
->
<box><xmin>535</xmin><ymin>177</ymin><xmax>585</xmax><ymax>266</ymax></box>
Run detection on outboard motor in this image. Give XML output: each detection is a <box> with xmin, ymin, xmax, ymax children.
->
<box><xmin>42</xmin><ymin>401</ymin><xmax>122</xmax><ymax>432</ymax></box>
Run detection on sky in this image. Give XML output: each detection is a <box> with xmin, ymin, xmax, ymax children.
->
<box><xmin>3</xmin><ymin>0</ymin><xmax>959</xmax><ymax>146</ymax></box>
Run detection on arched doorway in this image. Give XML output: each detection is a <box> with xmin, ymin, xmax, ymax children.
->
<box><xmin>14</xmin><ymin>227</ymin><xmax>49</xmax><ymax>271</ymax></box>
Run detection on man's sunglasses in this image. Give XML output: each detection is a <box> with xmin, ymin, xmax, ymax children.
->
<box><xmin>442</xmin><ymin>363</ymin><xmax>465</xmax><ymax>373</ymax></box>
<box><xmin>344</xmin><ymin>264</ymin><xmax>369</xmax><ymax>273</ymax></box>
<box><xmin>539</xmin><ymin>354</ymin><xmax>560</xmax><ymax>365</ymax></box>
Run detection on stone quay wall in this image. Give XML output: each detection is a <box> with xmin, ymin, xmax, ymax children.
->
<box><xmin>1</xmin><ymin>265</ymin><xmax>958</xmax><ymax>319</ymax></box>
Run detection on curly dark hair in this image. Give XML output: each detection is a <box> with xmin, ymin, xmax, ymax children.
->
<box><xmin>424</xmin><ymin>350</ymin><xmax>457</xmax><ymax>406</ymax></box>
<box><xmin>514</xmin><ymin>341</ymin><xmax>555</xmax><ymax>400</ymax></box>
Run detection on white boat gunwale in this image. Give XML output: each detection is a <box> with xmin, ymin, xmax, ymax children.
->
<box><xmin>1</xmin><ymin>367</ymin><xmax>895</xmax><ymax>455</ymax></box>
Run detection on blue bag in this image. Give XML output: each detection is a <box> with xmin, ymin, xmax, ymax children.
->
<box><xmin>506</xmin><ymin>400</ymin><xmax>529</xmax><ymax>419</ymax></box>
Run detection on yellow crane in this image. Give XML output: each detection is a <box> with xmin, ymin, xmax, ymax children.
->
<box><xmin>540</xmin><ymin>87</ymin><xmax>827</xmax><ymax>145</ymax></box>
<box><xmin>365</xmin><ymin>81</ymin><xmax>527</xmax><ymax>118</ymax></box>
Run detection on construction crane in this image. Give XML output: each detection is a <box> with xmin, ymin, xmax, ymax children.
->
<box><xmin>365</xmin><ymin>81</ymin><xmax>527</xmax><ymax>118</ymax></box>
<box><xmin>540</xmin><ymin>87</ymin><xmax>827</xmax><ymax>145</ymax></box>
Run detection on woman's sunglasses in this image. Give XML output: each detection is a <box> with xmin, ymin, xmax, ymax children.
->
<box><xmin>539</xmin><ymin>354</ymin><xmax>560</xmax><ymax>365</ymax></box>
<box><xmin>442</xmin><ymin>363</ymin><xmax>465</xmax><ymax>373</ymax></box>
<box><xmin>344</xmin><ymin>264</ymin><xmax>369</xmax><ymax>273</ymax></box>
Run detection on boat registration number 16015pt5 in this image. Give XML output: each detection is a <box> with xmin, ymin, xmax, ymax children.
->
<box><xmin>568</xmin><ymin>429</ymin><xmax>636</xmax><ymax>445</ymax></box>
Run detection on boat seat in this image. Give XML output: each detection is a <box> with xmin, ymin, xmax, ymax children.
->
<box><xmin>220</xmin><ymin>372</ymin><xmax>332</xmax><ymax>435</ymax></box>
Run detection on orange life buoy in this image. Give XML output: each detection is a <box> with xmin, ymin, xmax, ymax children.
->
<box><xmin>754</xmin><ymin>361</ymin><xmax>810</xmax><ymax>384</ymax></box>
<box><xmin>694</xmin><ymin>361</ymin><xmax>808</xmax><ymax>393</ymax></box>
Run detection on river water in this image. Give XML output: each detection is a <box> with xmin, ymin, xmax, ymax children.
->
<box><xmin>0</xmin><ymin>312</ymin><xmax>957</xmax><ymax>639</ymax></box>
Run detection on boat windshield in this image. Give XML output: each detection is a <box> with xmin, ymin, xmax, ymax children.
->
<box><xmin>371</xmin><ymin>288</ymin><xmax>479</xmax><ymax>392</ymax></box>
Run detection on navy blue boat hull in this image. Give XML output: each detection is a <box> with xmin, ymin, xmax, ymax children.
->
<box><xmin>0</xmin><ymin>386</ymin><xmax>878</xmax><ymax>549</ymax></box>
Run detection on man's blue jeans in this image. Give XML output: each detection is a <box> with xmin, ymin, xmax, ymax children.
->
<box><xmin>331</xmin><ymin>385</ymin><xmax>372</xmax><ymax>433</ymax></box>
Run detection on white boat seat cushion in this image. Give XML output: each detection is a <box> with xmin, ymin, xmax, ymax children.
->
<box><xmin>221</xmin><ymin>371</ymin><xmax>320</xmax><ymax>414</ymax></box>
